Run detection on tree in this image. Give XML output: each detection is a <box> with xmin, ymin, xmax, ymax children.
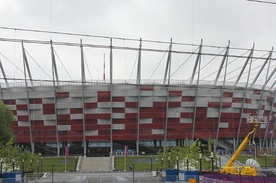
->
<box><xmin>0</xmin><ymin>101</ymin><xmax>14</xmax><ymax>144</ymax></box>
<box><xmin>0</xmin><ymin>138</ymin><xmax>39</xmax><ymax>172</ymax></box>
<box><xmin>0</xmin><ymin>101</ymin><xmax>39</xmax><ymax>172</ymax></box>
<box><xmin>156</xmin><ymin>138</ymin><xmax>217</xmax><ymax>171</ymax></box>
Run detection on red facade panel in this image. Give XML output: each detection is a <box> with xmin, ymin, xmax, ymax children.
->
<box><xmin>169</xmin><ymin>91</ymin><xmax>182</xmax><ymax>97</ymax></box>
<box><xmin>223</xmin><ymin>92</ymin><xmax>233</xmax><ymax>97</ymax></box>
<box><xmin>140</xmin><ymin>85</ymin><xmax>154</xmax><ymax>91</ymax></box>
<box><xmin>84</xmin><ymin>102</ymin><xmax>97</xmax><ymax>108</ymax></box>
<box><xmin>112</xmin><ymin>108</ymin><xmax>125</xmax><ymax>113</ymax></box>
<box><xmin>43</xmin><ymin>104</ymin><xmax>55</xmax><ymax>114</ymax></box>
<box><xmin>57</xmin><ymin>114</ymin><xmax>70</xmax><ymax>120</ymax></box>
<box><xmin>181</xmin><ymin>96</ymin><xmax>194</xmax><ymax>102</ymax></box>
<box><xmin>125</xmin><ymin>102</ymin><xmax>138</xmax><ymax>108</ymax></box>
<box><xmin>125</xmin><ymin>113</ymin><xmax>138</xmax><ymax>119</ymax></box>
<box><xmin>29</xmin><ymin>98</ymin><xmax>42</xmax><ymax>104</ymax></box>
<box><xmin>3</xmin><ymin>99</ymin><xmax>16</xmax><ymax>105</ymax></box>
<box><xmin>56</xmin><ymin>92</ymin><xmax>69</xmax><ymax>98</ymax></box>
<box><xmin>253</xmin><ymin>90</ymin><xmax>261</xmax><ymax>95</ymax></box>
<box><xmin>153</xmin><ymin>102</ymin><xmax>166</xmax><ymax>108</ymax></box>
<box><xmin>208</xmin><ymin>102</ymin><xmax>232</xmax><ymax>108</ymax></box>
<box><xmin>112</xmin><ymin>97</ymin><xmax>125</xmax><ymax>102</ymax></box>
<box><xmin>181</xmin><ymin>112</ymin><xmax>193</xmax><ymax>118</ymax></box>
<box><xmin>97</xmin><ymin>91</ymin><xmax>111</xmax><ymax>97</ymax></box>
<box><xmin>16</xmin><ymin>104</ymin><xmax>28</xmax><ymax>110</ymax></box>
<box><xmin>168</xmin><ymin>102</ymin><xmax>181</xmax><ymax>107</ymax></box>
<box><xmin>18</xmin><ymin>115</ymin><xmax>29</xmax><ymax>121</ymax></box>
<box><xmin>70</xmin><ymin>108</ymin><xmax>83</xmax><ymax>114</ymax></box>
<box><xmin>85</xmin><ymin>113</ymin><xmax>111</xmax><ymax>119</ymax></box>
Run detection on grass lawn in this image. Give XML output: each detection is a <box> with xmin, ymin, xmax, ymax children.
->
<box><xmin>39</xmin><ymin>157</ymin><xmax>78</xmax><ymax>172</ymax></box>
<box><xmin>37</xmin><ymin>155</ymin><xmax>276</xmax><ymax>172</ymax></box>
<box><xmin>115</xmin><ymin>156</ymin><xmax>158</xmax><ymax>172</ymax></box>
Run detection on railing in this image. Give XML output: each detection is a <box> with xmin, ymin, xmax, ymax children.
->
<box><xmin>201</xmin><ymin>176</ymin><xmax>235</xmax><ymax>183</ymax></box>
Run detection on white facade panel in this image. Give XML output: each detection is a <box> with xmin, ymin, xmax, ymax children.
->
<box><xmin>98</xmin><ymin>119</ymin><xmax>110</xmax><ymax>125</ymax></box>
<box><xmin>180</xmin><ymin>118</ymin><xmax>193</xmax><ymax>123</ymax></box>
<box><xmin>231</xmin><ymin>103</ymin><xmax>242</xmax><ymax>108</ymax></box>
<box><xmin>56</xmin><ymin>109</ymin><xmax>69</xmax><ymax>114</ymax></box>
<box><xmin>17</xmin><ymin>110</ymin><xmax>28</xmax><ymax>115</ymax></box>
<box><xmin>181</xmin><ymin>102</ymin><xmax>195</xmax><ymax>107</ymax></box>
<box><xmin>85</xmin><ymin>130</ymin><xmax>98</xmax><ymax>136</ymax></box>
<box><xmin>219</xmin><ymin>122</ymin><xmax>229</xmax><ymax>128</ymax></box>
<box><xmin>43</xmin><ymin>114</ymin><xmax>56</xmax><ymax>120</ymax></box>
<box><xmin>18</xmin><ymin>121</ymin><xmax>29</xmax><ymax>127</ymax></box>
<box><xmin>98</xmin><ymin>102</ymin><xmax>111</xmax><ymax>108</ymax></box>
<box><xmin>29</xmin><ymin>104</ymin><xmax>42</xmax><ymax>110</ymax></box>
<box><xmin>167</xmin><ymin>112</ymin><xmax>180</xmax><ymax>118</ymax></box>
<box><xmin>57</xmin><ymin>125</ymin><xmax>71</xmax><ymax>131</ymax></box>
<box><xmin>207</xmin><ymin>111</ymin><xmax>219</xmax><ymax>118</ymax></box>
<box><xmin>112</xmin><ymin>113</ymin><xmax>125</xmax><ymax>119</ymax></box>
<box><xmin>71</xmin><ymin>114</ymin><xmax>84</xmax><ymax>120</ymax></box>
<box><xmin>125</xmin><ymin>108</ymin><xmax>138</xmax><ymax>113</ymax></box>
<box><xmin>140</xmin><ymin>118</ymin><xmax>152</xmax><ymax>124</ymax></box>
<box><xmin>152</xmin><ymin>129</ymin><xmax>164</xmax><ymax>135</ymax></box>
<box><xmin>112</xmin><ymin>124</ymin><xmax>125</xmax><ymax>130</ymax></box>
<box><xmin>113</xmin><ymin>102</ymin><xmax>125</xmax><ymax>108</ymax></box>
<box><xmin>125</xmin><ymin>97</ymin><xmax>138</xmax><ymax>102</ymax></box>
<box><xmin>44</xmin><ymin>120</ymin><xmax>56</xmax><ymax>126</ymax></box>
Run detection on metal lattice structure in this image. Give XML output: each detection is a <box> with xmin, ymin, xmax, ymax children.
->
<box><xmin>0</xmin><ymin>35</ymin><xmax>275</xmax><ymax>156</ymax></box>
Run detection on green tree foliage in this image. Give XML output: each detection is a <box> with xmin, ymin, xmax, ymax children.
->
<box><xmin>0</xmin><ymin>138</ymin><xmax>39</xmax><ymax>172</ymax></box>
<box><xmin>0</xmin><ymin>101</ymin><xmax>39</xmax><ymax>172</ymax></box>
<box><xmin>156</xmin><ymin>138</ymin><xmax>218</xmax><ymax>171</ymax></box>
<box><xmin>0</xmin><ymin>101</ymin><xmax>14</xmax><ymax>144</ymax></box>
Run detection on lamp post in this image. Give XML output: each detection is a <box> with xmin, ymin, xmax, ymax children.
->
<box><xmin>74</xmin><ymin>157</ymin><xmax>77</xmax><ymax>171</ymax></box>
<box><xmin>40</xmin><ymin>158</ymin><xmax>43</xmax><ymax>172</ymax></box>
<box><xmin>186</xmin><ymin>158</ymin><xmax>189</xmax><ymax>170</ymax></box>
<box><xmin>150</xmin><ymin>156</ymin><xmax>152</xmax><ymax>171</ymax></box>
<box><xmin>210</xmin><ymin>152</ymin><xmax>214</xmax><ymax>173</ymax></box>
<box><xmin>22</xmin><ymin>159</ymin><xmax>24</xmax><ymax>173</ymax></box>
<box><xmin>12</xmin><ymin>159</ymin><xmax>15</xmax><ymax>172</ymax></box>
<box><xmin>168</xmin><ymin>156</ymin><xmax>171</xmax><ymax>169</ymax></box>
<box><xmin>37</xmin><ymin>159</ymin><xmax>39</xmax><ymax>174</ymax></box>
<box><xmin>264</xmin><ymin>153</ymin><xmax>267</xmax><ymax>169</ymax></box>
<box><xmin>161</xmin><ymin>157</ymin><xmax>164</xmax><ymax>170</ymax></box>
<box><xmin>51</xmin><ymin>165</ymin><xmax>56</xmax><ymax>183</ymax></box>
<box><xmin>0</xmin><ymin>158</ymin><xmax>3</xmax><ymax>174</ymax></box>
<box><xmin>132</xmin><ymin>163</ymin><xmax>135</xmax><ymax>183</ymax></box>
<box><xmin>176</xmin><ymin>155</ymin><xmax>179</xmax><ymax>181</ymax></box>
<box><xmin>199</xmin><ymin>153</ymin><xmax>202</xmax><ymax>175</ymax></box>
<box><xmin>30</xmin><ymin>159</ymin><xmax>33</xmax><ymax>172</ymax></box>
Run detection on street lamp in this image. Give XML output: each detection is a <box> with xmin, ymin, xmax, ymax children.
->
<box><xmin>264</xmin><ymin>153</ymin><xmax>267</xmax><ymax>169</ymax></box>
<box><xmin>74</xmin><ymin>157</ymin><xmax>77</xmax><ymax>171</ymax></box>
<box><xmin>12</xmin><ymin>159</ymin><xmax>15</xmax><ymax>172</ymax></box>
<box><xmin>22</xmin><ymin>159</ymin><xmax>24</xmax><ymax>173</ymax></box>
<box><xmin>132</xmin><ymin>163</ymin><xmax>135</xmax><ymax>183</ymax></box>
<box><xmin>186</xmin><ymin>158</ymin><xmax>189</xmax><ymax>170</ymax></box>
<box><xmin>168</xmin><ymin>156</ymin><xmax>171</xmax><ymax>169</ymax></box>
<box><xmin>161</xmin><ymin>157</ymin><xmax>164</xmax><ymax>170</ymax></box>
<box><xmin>176</xmin><ymin>156</ymin><xmax>179</xmax><ymax>181</ymax></box>
<box><xmin>30</xmin><ymin>159</ymin><xmax>33</xmax><ymax>172</ymax></box>
<box><xmin>37</xmin><ymin>159</ymin><xmax>39</xmax><ymax>174</ymax></box>
<box><xmin>40</xmin><ymin>158</ymin><xmax>43</xmax><ymax>172</ymax></box>
<box><xmin>150</xmin><ymin>156</ymin><xmax>152</xmax><ymax>171</ymax></box>
<box><xmin>0</xmin><ymin>158</ymin><xmax>3</xmax><ymax>174</ymax></box>
<box><xmin>199</xmin><ymin>153</ymin><xmax>202</xmax><ymax>175</ymax></box>
<box><xmin>210</xmin><ymin>152</ymin><xmax>214</xmax><ymax>173</ymax></box>
<box><xmin>51</xmin><ymin>165</ymin><xmax>56</xmax><ymax>183</ymax></box>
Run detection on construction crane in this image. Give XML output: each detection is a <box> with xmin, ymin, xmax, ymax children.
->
<box><xmin>220</xmin><ymin>115</ymin><xmax>266</xmax><ymax>176</ymax></box>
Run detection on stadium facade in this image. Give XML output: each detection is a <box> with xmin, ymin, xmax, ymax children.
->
<box><xmin>0</xmin><ymin>36</ymin><xmax>275</xmax><ymax>157</ymax></box>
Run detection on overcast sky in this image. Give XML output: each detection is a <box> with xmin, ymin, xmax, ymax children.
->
<box><xmin>0</xmin><ymin>0</ymin><xmax>275</xmax><ymax>88</ymax></box>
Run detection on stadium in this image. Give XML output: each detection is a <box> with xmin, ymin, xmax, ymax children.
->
<box><xmin>0</xmin><ymin>29</ymin><xmax>275</xmax><ymax>157</ymax></box>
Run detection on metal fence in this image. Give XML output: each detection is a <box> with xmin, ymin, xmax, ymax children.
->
<box><xmin>1</xmin><ymin>172</ymin><xmax>161</xmax><ymax>183</ymax></box>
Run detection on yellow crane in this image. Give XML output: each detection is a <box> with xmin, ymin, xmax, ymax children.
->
<box><xmin>220</xmin><ymin>115</ymin><xmax>265</xmax><ymax>176</ymax></box>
